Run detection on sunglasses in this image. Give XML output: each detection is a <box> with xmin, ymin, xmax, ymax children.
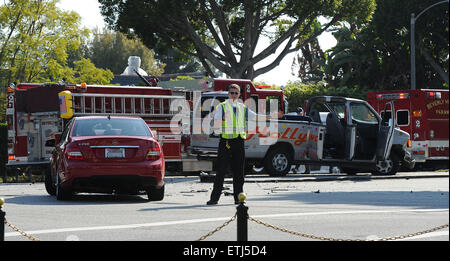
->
<box><xmin>229</xmin><ymin>91</ymin><xmax>240</xmax><ymax>95</ymax></box>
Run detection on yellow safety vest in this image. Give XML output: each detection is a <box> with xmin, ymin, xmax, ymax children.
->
<box><xmin>219</xmin><ymin>100</ymin><xmax>247</xmax><ymax>139</ymax></box>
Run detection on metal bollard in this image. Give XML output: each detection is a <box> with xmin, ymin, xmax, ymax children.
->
<box><xmin>0</xmin><ymin>198</ymin><xmax>5</xmax><ymax>241</ymax></box>
<box><xmin>236</xmin><ymin>192</ymin><xmax>248</xmax><ymax>241</ymax></box>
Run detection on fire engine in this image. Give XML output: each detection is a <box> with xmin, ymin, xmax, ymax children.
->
<box><xmin>5</xmin><ymin>82</ymin><xmax>207</xmax><ymax>176</ymax></box>
<box><xmin>212</xmin><ymin>78</ymin><xmax>287</xmax><ymax>112</ymax></box>
<box><xmin>367</xmin><ymin>89</ymin><xmax>449</xmax><ymax>169</ymax></box>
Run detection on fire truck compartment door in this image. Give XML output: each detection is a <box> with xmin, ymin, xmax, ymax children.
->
<box><xmin>376</xmin><ymin>101</ymin><xmax>395</xmax><ymax>160</ymax></box>
<box><xmin>40</xmin><ymin>117</ymin><xmax>60</xmax><ymax>160</ymax></box>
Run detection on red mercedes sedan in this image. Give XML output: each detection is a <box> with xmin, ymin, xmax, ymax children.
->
<box><xmin>45</xmin><ymin>116</ymin><xmax>165</xmax><ymax>201</ymax></box>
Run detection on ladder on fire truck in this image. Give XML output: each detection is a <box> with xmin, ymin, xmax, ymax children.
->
<box><xmin>70</xmin><ymin>93</ymin><xmax>185</xmax><ymax>118</ymax></box>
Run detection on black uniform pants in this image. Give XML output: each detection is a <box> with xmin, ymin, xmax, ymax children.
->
<box><xmin>210</xmin><ymin>137</ymin><xmax>245</xmax><ymax>202</ymax></box>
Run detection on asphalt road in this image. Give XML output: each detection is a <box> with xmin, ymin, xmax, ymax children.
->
<box><xmin>1</xmin><ymin>171</ymin><xmax>448</xmax><ymax>244</ymax></box>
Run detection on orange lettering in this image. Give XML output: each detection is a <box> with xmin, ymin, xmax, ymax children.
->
<box><xmin>289</xmin><ymin>128</ymin><xmax>299</xmax><ymax>139</ymax></box>
<box><xmin>281</xmin><ymin>128</ymin><xmax>291</xmax><ymax>139</ymax></box>
<box><xmin>308</xmin><ymin>134</ymin><xmax>318</xmax><ymax>142</ymax></box>
<box><xmin>295</xmin><ymin>133</ymin><xmax>307</xmax><ymax>146</ymax></box>
<box><xmin>258</xmin><ymin>126</ymin><xmax>269</xmax><ymax>137</ymax></box>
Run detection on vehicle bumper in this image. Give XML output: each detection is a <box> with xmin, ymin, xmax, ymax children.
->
<box><xmin>62</xmin><ymin>160</ymin><xmax>165</xmax><ymax>193</ymax></box>
<box><xmin>401</xmin><ymin>150</ymin><xmax>416</xmax><ymax>169</ymax></box>
<box><xmin>6</xmin><ymin>160</ymin><xmax>50</xmax><ymax>169</ymax></box>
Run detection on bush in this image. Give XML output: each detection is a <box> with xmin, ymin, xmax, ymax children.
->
<box><xmin>284</xmin><ymin>81</ymin><xmax>372</xmax><ymax>112</ymax></box>
<box><xmin>170</xmin><ymin>76</ymin><xmax>196</xmax><ymax>81</ymax></box>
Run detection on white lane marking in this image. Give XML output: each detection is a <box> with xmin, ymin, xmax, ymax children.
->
<box><xmin>5</xmin><ymin>216</ymin><xmax>230</xmax><ymax>237</ymax></box>
<box><xmin>398</xmin><ymin>231</ymin><xmax>449</xmax><ymax>241</ymax></box>
<box><xmin>250</xmin><ymin>208</ymin><xmax>449</xmax><ymax>219</ymax></box>
<box><xmin>5</xmin><ymin>208</ymin><xmax>448</xmax><ymax>238</ymax></box>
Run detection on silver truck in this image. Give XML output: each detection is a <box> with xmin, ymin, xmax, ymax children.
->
<box><xmin>190</xmin><ymin>94</ymin><xmax>415</xmax><ymax>176</ymax></box>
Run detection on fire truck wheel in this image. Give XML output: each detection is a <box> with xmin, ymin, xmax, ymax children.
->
<box><xmin>372</xmin><ymin>153</ymin><xmax>400</xmax><ymax>176</ymax></box>
<box><xmin>44</xmin><ymin>168</ymin><xmax>56</xmax><ymax>196</ymax></box>
<box><xmin>56</xmin><ymin>171</ymin><xmax>72</xmax><ymax>201</ymax></box>
<box><xmin>147</xmin><ymin>185</ymin><xmax>165</xmax><ymax>201</ymax></box>
<box><xmin>264</xmin><ymin>147</ymin><xmax>292</xmax><ymax>177</ymax></box>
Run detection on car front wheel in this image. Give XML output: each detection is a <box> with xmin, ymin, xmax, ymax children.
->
<box><xmin>372</xmin><ymin>154</ymin><xmax>400</xmax><ymax>176</ymax></box>
<box><xmin>44</xmin><ymin>167</ymin><xmax>56</xmax><ymax>196</ymax></box>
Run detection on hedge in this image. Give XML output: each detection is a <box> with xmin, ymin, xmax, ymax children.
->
<box><xmin>283</xmin><ymin>81</ymin><xmax>372</xmax><ymax>112</ymax></box>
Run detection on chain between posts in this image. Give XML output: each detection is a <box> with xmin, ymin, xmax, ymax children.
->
<box><xmin>3</xmin><ymin>214</ymin><xmax>448</xmax><ymax>242</ymax></box>
<box><xmin>248</xmin><ymin>216</ymin><xmax>449</xmax><ymax>241</ymax></box>
<box><xmin>196</xmin><ymin>192</ymin><xmax>448</xmax><ymax>241</ymax></box>
<box><xmin>4</xmin><ymin>219</ymin><xmax>40</xmax><ymax>241</ymax></box>
<box><xmin>1</xmin><ymin>194</ymin><xmax>447</xmax><ymax>241</ymax></box>
<box><xmin>195</xmin><ymin>214</ymin><xmax>237</xmax><ymax>241</ymax></box>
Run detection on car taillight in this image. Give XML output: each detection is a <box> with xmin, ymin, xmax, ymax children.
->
<box><xmin>65</xmin><ymin>148</ymin><xmax>84</xmax><ymax>160</ymax></box>
<box><xmin>146</xmin><ymin>143</ymin><xmax>161</xmax><ymax>160</ymax></box>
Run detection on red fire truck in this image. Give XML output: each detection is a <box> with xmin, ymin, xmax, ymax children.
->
<box><xmin>367</xmin><ymin>89</ymin><xmax>449</xmax><ymax>169</ymax></box>
<box><xmin>5</xmin><ymin>82</ymin><xmax>205</xmax><ymax>177</ymax></box>
<box><xmin>212</xmin><ymin>78</ymin><xmax>287</xmax><ymax>113</ymax></box>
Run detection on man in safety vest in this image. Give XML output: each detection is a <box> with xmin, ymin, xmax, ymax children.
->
<box><xmin>207</xmin><ymin>84</ymin><xmax>282</xmax><ymax>205</ymax></box>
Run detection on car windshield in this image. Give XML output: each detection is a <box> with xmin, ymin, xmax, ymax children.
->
<box><xmin>72</xmin><ymin>118</ymin><xmax>152</xmax><ymax>137</ymax></box>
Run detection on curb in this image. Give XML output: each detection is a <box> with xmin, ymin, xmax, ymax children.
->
<box><xmin>216</xmin><ymin>172</ymin><xmax>450</xmax><ymax>184</ymax></box>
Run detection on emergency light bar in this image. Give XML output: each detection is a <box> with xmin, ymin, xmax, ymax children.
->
<box><xmin>427</xmin><ymin>91</ymin><xmax>441</xmax><ymax>99</ymax></box>
<box><xmin>66</xmin><ymin>82</ymin><xmax>87</xmax><ymax>91</ymax></box>
<box><xmin>376</xmin><ymin>93</ymin><xmax>410</xmax><ymax>100</ymax></box>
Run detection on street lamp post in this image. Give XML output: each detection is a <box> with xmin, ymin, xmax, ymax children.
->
<box><xmin>410</xmin><ymin>0</ymin><xmax>449</xmax><ymax>90</ymax></box>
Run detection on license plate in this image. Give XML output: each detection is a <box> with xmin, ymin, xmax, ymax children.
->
<box><xmin>105</xmin><ymin>148</ymin><xmax>125</xmax><ymax>158</ymax></box>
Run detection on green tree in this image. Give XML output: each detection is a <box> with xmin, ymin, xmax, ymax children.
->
<box><xmin>71</xmin><ymin>58</ymin><xmax>114</xmax><ymax>84</ymax></box>
<box><xmin>0</xmin><ymin>0</ymin><xmax>113</xmax><ymax>86</ymax></box>
<box><xmin>295</xmin><ymin>38</ymin><xmax>325</xmax><ymax>82</ymax></box>
<box><xmin>87</xmin><ymin>28</ymin><xmax>165</xmax><ymax>76</ymax></box>
<box><xmin>99</xmin><ymin>0</ymin><xmax>376</xmax><ymax>80</ymax></box>
<box><xmin>309</xmin><ymin>0</ymin><xmax>449</xmax><ymax>90</ymax></box>
<box><xmin>155</xmin><ymin>47</ymin><xmax>204</xmax><ymax>75</ymax></box>
<box><xmin>284</xmin><ymin>81</ymin><xmax>369</xmax><ymax>112</ymax></box>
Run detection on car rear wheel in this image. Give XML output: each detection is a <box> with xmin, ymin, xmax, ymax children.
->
<box><xmin>56</xmin><ymin>170</ymin><xmax>72</xmax><ymax>201</ymax></box>
<box><xmin>44</xmin><ymin>167</ymin><xmax>56</xmax><ymax>196</ymax></box>
<box><xmin>147</xmin><ymin>185</ymin><xmax>164</xmax><ymax>201</ymax></box>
